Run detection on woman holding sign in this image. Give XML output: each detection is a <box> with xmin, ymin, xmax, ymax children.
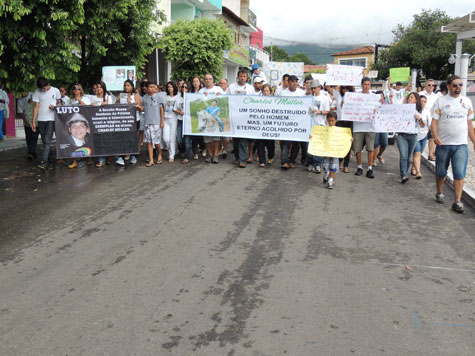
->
<box><xmin>396</xmin><ymin>92</ymin><xmax>423</xmax><ymax>183</ymax></box>
<box><xmin>411</xmin><ymin>95</ymin><xmax>430</xmax><ymax>179</ymax></box>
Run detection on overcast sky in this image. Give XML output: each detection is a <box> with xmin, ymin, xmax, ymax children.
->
<box><xmin>251</xmin><ymin>1</ymin><xmax>471</xmax><ymax>46</ymax></box>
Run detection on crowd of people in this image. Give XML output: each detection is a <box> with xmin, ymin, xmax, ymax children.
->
<box><xmin>14</xmin><ymin>66</ymin><xmax>475</xmax><ymax>213</ymax></box>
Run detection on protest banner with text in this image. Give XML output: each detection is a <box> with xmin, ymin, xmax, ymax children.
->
<box><xmin>389</xmin><ymin>67</ymin><xmax>410</xmax><ymax>83</ymax></box>
<box><xmin>55</xmin><ymin>104</ymin><xmax>138</xmax><ymax>159</ymax></box>
<box><xmin>325</xmin><ymin>64</ymin><xmax>364</xmax><ymax>86</ymax></box>
<box><xmin>374</xmin><ymin>104</ymin><xmax>417</xmax><ymax>133</ymax></box>
<box><xmin>308</xmin><ymin>126</ymin><xmax>352</xmax><ymax>158</ymax></box>
<box><xmin>184</xmin><ymin>93</ymin><xmax>313</xmax><ymax>141</ymax></box>
<box><xmin>340</xmin><ymin>92</ymin><xmax>381</xmax><ymax>122</ymax></box>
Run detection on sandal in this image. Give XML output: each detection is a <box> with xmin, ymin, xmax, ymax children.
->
<box><xmin>145</xmin><ymin>162</ymin><xmax>154</xmax><ymax>167</ymax></box>
<box><xmin>416</xmin><ymin>172</ymin><xmax>422</xmax><ymax>179</ymax></box>
<box><xmin>428</xmin><ymin>155</ymin><xmax>436</xmax><ymax>161</ymax></box>
<box><xmin>183</xmin><ymin>159</ymin><xmax>189</xmax><ymax>164</ymax></box>
<box><xmin>96</xmin><ymin>162</ymin><xmax>105</xmax><ymax>168</ymax></box>
<box><xmin>156</xmin><ymin>159</ymin><xmax>163</xmax><ymax>164</ymax></box>
<box><xmin>68</xmin><ymin>160</ymin><xmax>78</xmax><ymax>169</ymax></box>
<box><xmin>343</xmin><ymin>167</ymin><xmax>350</xmax><ymax>173</ymax></box>
<box><xmin>169</xmin><ymin>158</ymin><xmax>174</xmax><ymax>163</ymax></box>
<box><xmin>411</xmin><ymin>168</ymin><xmax>417</xmax><ymax>176</ymax></box>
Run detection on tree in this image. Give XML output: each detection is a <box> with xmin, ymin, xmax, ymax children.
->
<box><xmin>0</xmin><ymin>0</ymin><xmax>165</xmax><ymax>94</ymax></box>
<box><xmin>289</xmin><ymin>52</ymin><xmax>314</xmax><ymax>65</ymax></box>
<box><xmin>371</xmin><ymin>9</ymin><xmax>475</xmax><ymax>81</ymax></box>
<box><xmin>157</xmin><ymin>19</ymin><xmax>233</xmax><ymax>81</ymax></box>
<box><xmin>263</xmin><ymin>45</ymin><xmax>289</xmax><ymax>62</ymax></box>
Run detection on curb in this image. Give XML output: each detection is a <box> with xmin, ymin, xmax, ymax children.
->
<box><xmin>421</xmin><ymin>152</ymin><xmax>475</xmax><ymax>209</ymax></box>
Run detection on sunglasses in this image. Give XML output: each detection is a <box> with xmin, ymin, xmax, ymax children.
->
<box><xmin>183</xmin><ymin>86</ymin><xmax>189</xmax><ymax>89</ymax></box>
<box><xmin>427</xmin><ymin>84</ymin><xmax>435</xmax><ymax>87</ymax></box>
<box><xmin>73</xmin><ymin>87</ymin><xmax>81</xmax><ymax>90</ymax></box>
<box><xmin>452</xmin><ymin>83</ymin><xmax>463</xmax><ymax>87</ymax></box>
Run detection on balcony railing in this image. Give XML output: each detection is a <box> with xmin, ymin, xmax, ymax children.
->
<box><xmin>248</xmin><ymin>8</ymin><xmax>257</xmax><ymax>28</ymax></box>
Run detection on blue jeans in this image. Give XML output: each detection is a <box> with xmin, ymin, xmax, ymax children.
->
<box><xmin>176</xmin><ymin>120</ymin><xmax>185</xmax><ymax>154</ymax></box>
<box><xmin>0</xmin><ymin>110</ymin><xmax>4</xmax><ymax>140</ymax></box>
<box><xmin>374</xmin><ymin>133</ymin><xmax>388</xmax><ymax>148</ymax></box>
<box><xmin>396</xmin><ymin>133</ymin><xmax>417</xmax><ymax>178</ymax></box>
<box><xmin>38</xmin><ymin>121</ymin><xmax>55</xmax><ymax>163</ymax></box>
<box><xmin>414</xmin><ymin>135</ymin><xmax>428</xmax><ymax>153</ymax></box>
<box><xmin>232</xmin><ymin>138</ymin><xmax>248</xmax><ymax>163</ymax></box>
<box><xmin>307</xmin><ymin>153</ymin><xmax>322</xmax><ymax>167</ymax></box>
<box><xmin>435</xmin><ymin>144</ymin><xmax>468</xmax><ymax>180</ymax></box>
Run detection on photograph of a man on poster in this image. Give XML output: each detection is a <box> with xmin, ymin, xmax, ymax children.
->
<box><xmin>189</xmin><ymin>96</ymin><xmax>231</xmax><ymax>134</ymax></box>
<box><xmin>59</xmin><ymin>113</ymin><xmax>94</xmax><ymax>157</ymax></box>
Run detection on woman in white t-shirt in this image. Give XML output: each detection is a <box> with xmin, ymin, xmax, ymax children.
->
<box><xmin>411</xmin><ymin>95</ymin><xmax>430</xmax><ymax>179</ymax></box>
<box><xmin>162</xmin><ymin>81</ymin><xmax>179</xmax><ymax>162</ymax></box>
<box><xmin>114</xmin><ymin>79</ymin><xmax>143</xmax><ymax>166</ymax></box>
<box><xmin>93</xmin><ymin>81</ymin><xmax>114</xmax><ymax>167</ymax></box>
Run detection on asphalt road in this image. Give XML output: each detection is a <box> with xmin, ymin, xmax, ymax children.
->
<box><xmin>1</xmin><ymin>146</ymin><xmax>474</xmax><ymax>355</ymax></box>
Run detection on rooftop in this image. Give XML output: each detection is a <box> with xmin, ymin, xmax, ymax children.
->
<box><xmin>332</xmin><ymin>46</ymin><xmax>375</xmax><ymax>57</ymax></box>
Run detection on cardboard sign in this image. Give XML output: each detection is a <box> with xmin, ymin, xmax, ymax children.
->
<box><xmin>325</xmin><ymin>64</ymin><xmax>364</xmax><ymax>86</ymax></box>
<box><xmin>308</xmin><ymin>126</ymin><xmax>352</xmax><ymax>158</ymax></box>
<box><xmin>340</xmin><ymin>92</ymin><xmax>381</xmax><ymax>122</ymax></box>
<box><xmin>374</xmin><ymin>104</ymin><xmax>417</xmax><ymax>133</ymax></box>
<box><xmin>389</xmin><ymin>67</ymin><xmax>410</xmax><ymax>83</ymax></box>
<box><xmin>102</xmin><ymin>66</ymin><xmax>136</xmax><ymax>91</ymax></box>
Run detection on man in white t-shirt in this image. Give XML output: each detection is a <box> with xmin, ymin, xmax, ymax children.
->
<box><xmin>278</xmin><ymin>75</ymin><xmax>306</xmax><ymax>170</ymax></box>
<box><xmin>32</xmin><ymin>77</ymin><xmax>62</xmax><ymax>169</ymax></box>
<box><xmin>419</xmin><ymin>79</ymin><xmax>439</xmax><ymax>161</ymax></box>
<box><xmin>227</xmin><ymin>69</ymin><xmax>254</xmax><ymax>168</ymax></box>
<box><xmin>274</xmin><ymin>74</ymin><xmax>290</xmax><ymax>97</ymax></box>
<box><xmin>386</xmin><ymin>77</ymin><xmax>410</xmax><ymax>105</ymax></box>
<box><xmin>251</xmin><ymin>64</ymin><xmax>266</xmax><ymax>84</ymax></box>
<box><xmin>431</xmin><ymin>75</ymin><xmax>475</xmax><ymax>213</ymax></box>
<box><xmin>252</xmin><ymin>77</ymin><xmax>264</xmax><ymax>95</ymax></box>
<box><xmin>199</xmin><ymin>73</ymin><xmax>224</xmax><ymax>164</ymax></box>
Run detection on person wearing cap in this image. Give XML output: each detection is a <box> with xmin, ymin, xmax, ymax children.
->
<box><xmin>307</xmin><ymin>79</ymin><xmax>330</xmax><ymax>173</ymax></box>
<box><xmin>58</xmin><ymin>113</ymin><xmax>93</xmax><ymax>157</ymax></box>
<box><xmin>278</xmin><ymin>75</ymin><xmax>306</xmax><ymax>170</ymax></box>
<box><xmin>252</xmin><ymin>77</ymin><xmax>264</xmax><ymax>95</ymax></box>
<box><xmin>251</xmin><ymin>64</ymin><xmax>266</xmax><ymax>84</ymax></box>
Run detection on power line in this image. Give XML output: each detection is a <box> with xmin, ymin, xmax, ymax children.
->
<box><xmin>262</xmin><ymin>33</ymin><xmax>393</xmax><ymax>47</ymax></box>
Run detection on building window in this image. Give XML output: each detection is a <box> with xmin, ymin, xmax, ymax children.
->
<box><xmin>339</xmin><ymin>58</ymin><xmax>367</xmax><ymax>67</ymax></box>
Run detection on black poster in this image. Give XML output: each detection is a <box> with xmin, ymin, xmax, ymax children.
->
<box><xmin>55</xmin><ymin>104</ymin><xmax>138</xmax><ymax>159</ymax></box>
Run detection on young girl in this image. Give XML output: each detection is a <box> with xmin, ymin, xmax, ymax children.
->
<box><xmin>162</xmin><ymin>81</ymin><xmax>179</xmax><ymax>162</ymax></box>
<box><xmin>93</xmin><ymin>81</ymin><xmax>114</xmax><ymax>167</ymax></box>
<box><xmin>142</xmin><ymin>82</ymin><xmax>164</xmax><ymax>167</ymax></box>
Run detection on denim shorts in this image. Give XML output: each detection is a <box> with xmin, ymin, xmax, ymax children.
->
<box><xmin>414</xmin><ymin>135</ymin><xmax>428</xmax><ymax>153</ymax></box>
<box><xmin>374</xmin><ymin>132</ymin><xmax>388</xmax><ymax>149</ymax></box>
<box><xmin>435</xmin><ymin>144</ymin><xmax>468</xmax><ymax>180</ymax></box>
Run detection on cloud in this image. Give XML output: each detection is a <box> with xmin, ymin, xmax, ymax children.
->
<box><xmin>252</xmin><ymin>0</ymin><xmax>471</xmax><ymax>45</ymax></box>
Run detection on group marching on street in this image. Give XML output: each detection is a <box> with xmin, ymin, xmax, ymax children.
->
<box><xmin>13</xmin><ymin>64</ymin><xmax>475</xmax><ymax>213</ymax></box>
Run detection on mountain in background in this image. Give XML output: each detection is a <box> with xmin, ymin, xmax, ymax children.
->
<box><xmin>277</xmin><ymin>44</ymin><xmax>359</xmax><ymax>65</ymax></box>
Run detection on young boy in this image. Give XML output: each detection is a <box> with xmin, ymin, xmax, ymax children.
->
<box><xmin>142</xmin><ymin>81</ymin><xmax>165</xmax><ymax>166</ymax></box>
<box><xmin>322</xmin><ymin>111</ymin><xmax>340</xmax><ymax>189</ymax></box>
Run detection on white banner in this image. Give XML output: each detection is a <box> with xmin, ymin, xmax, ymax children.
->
<box><xmin>374</xmin><ymin>104</ymin><xmax>417</xmax><ymax>133</ymax></box>
<box><xmin>184</xmin><ymin>93</ymin><xmax>313</xmax><ymax>141</ymax></box>
<box><xmin>325</xmin><ymin>64</ymin><xmax>364</xmax><ymax>86</ymax></box>
<box><xmin>340</xmin><ymin>92</ymin><xmax>381</xmax><ymax>122</ymax></box>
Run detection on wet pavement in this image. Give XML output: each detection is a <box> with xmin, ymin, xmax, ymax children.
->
<box><xmin>0</xmin><ymin>145</ymin><xmax>474</xmax><ymax>355</ymax></box>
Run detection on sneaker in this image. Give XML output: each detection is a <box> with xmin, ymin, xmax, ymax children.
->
<box><xmin>355</xmin><ymin>167</ymin><xmax>363</xmax><ymax>176</ymax></box>
<box><xmin>212</xmin><ymin>157</ymin><xmax>219</xmax><ymax>164</ymax></box>
<box><xmin>308</xmin><ymin>165</ymin><xmax>314</xmax><ymax>173</ymax></box>
<box><xmin>193</xmin><ymin>154</ymin><xmax>199</xmax><ymax>160</ymax></box>
<box><xmin>435</xmin><ymin>193</ymin><xmax>445</xmax><ymax>204</ymax></box>
<box><xmin>327</xmin><ymin>181</ymin><xmax>334</xmax><ymax>189</ymax></box>
<box><xmin>451</xmin><ymin>201</ymin><xmax>464</xmax><ymax>213</ymax></box>
<box><xmin>366</xmin><ymin>169</ymin><xmax>374</xmax><ymax>179</ymax></box>
<box><xmin>281</xmin><ymin>163</ymin><xmax>289</xmax><ymax>170</ymax></box>
<box><xmin>205</xmin><ymin>157</ymin><xmax>211</xmax><ymax>163</ymax></box>
<box><xmin>315</xmin><ymin>166</ymin><xmax>321</xmax><ymax>174</ymax></box>
<box><xmin>222</xmin><ymin>151</ymin><xmax>228</xmax><ymax>159</ymax></box>
<box><xmin>130</xmin><ymin>156</ymin><xmax>137</xmax><ymax>164</ymax></box>
<box><xmin>401</xmin><ymin>177</ymin><xmax>409</xmax><ymax>184</ymax></box>
<box><xmin>323</xmin><ymin>172</ymin><xmax>329</xmax><ymax>184</ymax></box>
<box><xmin>38</xmin><ymin>161</ymin><xmax>48</xmax><ymax>170</ymax></box>
<box><xmin>115</xmin><ymin>157</ymin><xmax>125</xmax><ymax>166</ymax></box>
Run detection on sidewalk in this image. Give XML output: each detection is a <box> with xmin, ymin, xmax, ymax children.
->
<box><xmin>0</xmin><ymin>128</ymin><xmax>27</xmax><ymax>152</ymax></box>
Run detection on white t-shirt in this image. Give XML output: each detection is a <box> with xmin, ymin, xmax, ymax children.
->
<box><xmin>419</xmin><ymin>90</ymin><xmax>439</xmax><ymax>112</ymax></box>
<box><xmin>280</xmin><ymin>87</ymin><xmax>306</xmax><ymax>97</ymax></box>
<box><xmin>60</xmin><ymin>95</ymin><xmax>70</xmax><ymax>106</ymax></box>
<box><xmin>199</xmin><ymin>86</ymin><xmax>225</xmax><ymax>96</ymax></box>
<box><xmin>417</xmin><ymin>109</ymin><xmax>431</xmax><ymax>141</ymax></box>
<box><xmin>390</xmin><ymin>88</ymin><xmax>406</xmax><ymax>105</ymax></box>
<box><xmin>311</xmin><ymin>93</ymin><xmax>331</xmax><ymax>126</ymax></box>
<box><xmin>173</xmin><ymin>95</ymin><xmax>184</xmax><ymax>120</ymax></box>
<box><xmin>432</xmin><ymin>95</ymin><xmax>474</xmax><ymax>145</ymax></box>
<box><xmin>90</xmin><ymin>94</ymin><xmax>113</xmax><ymax>106</ymax></box>
<box><xmin>32</xmin><ymin>87</ymin><xmax>61</xmax><ymax>121</ymax></box>
<box><xmin>252</xmin><ymin>71</ymin><xmax>266</xmax><ymax>83</ymax></box>
<box><xmin>164</xmin><ymin>95</ymin><xmax>178</xmax><ymax>120</ymax></box>
<box><xmin>226</xmin><ymin>83</ymin><xmax>253</xmax><ymax>95</ymax></box>
<box><xmin>69</xmin><ymin>96</ymin><xmax>91</xmax><ymax>106</ymax></box>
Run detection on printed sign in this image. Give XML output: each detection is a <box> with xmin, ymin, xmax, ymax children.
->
<box><xmin>184</xmin><ymin>93</ymin><xmax>313</xmax><ymax>141</ymax></box>
<box><xmin>308</xmin><ymin>126</ymin><xmax>352</xmax><ymax>158</ymax></box>
<box><xmin>389</xmin><ymin>67</ymin><xmax>410</xmax><ymax>83</ymax></box>
<box><xmin>340</xmin><ymin>92</ymin><xmax>381</xmax><ymax>122</ymax></box>
<box><xmin>55</xmin><ymin>105</ymin><xmax>138</xmax><ymax>159</ymax></box>
<box><xmin>102</xmin><ymin>66</ymin><xmax>136</xmax><ymax>91</ymax></box>
<box><xmin>374</xmin><ymin>104</ymin><xmax>417</xmax><ymax>133</ymax></box>
<box><xmin>325</xmin><ymin>64</ymin><xmax>364</xmax><ymax>86</ymax></box>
